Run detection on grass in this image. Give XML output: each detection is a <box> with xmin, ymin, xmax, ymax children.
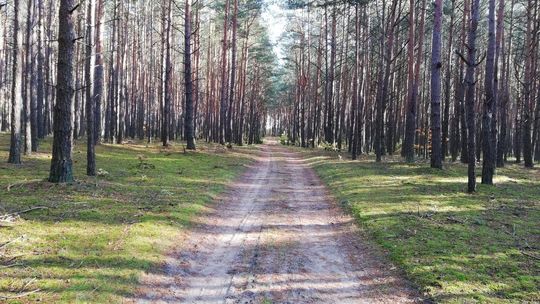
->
<box><xmin>299</xmin><ymin>149</ymin><xmax>540</xmax><ymax>303</ymax></box>
<box><xmin>0</xmin><ymin>133</ymin><xmax>255</xmax><ymax>303</ymax></box>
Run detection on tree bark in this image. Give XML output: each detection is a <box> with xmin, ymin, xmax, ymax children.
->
<box><xmin>481</xmin><ymin>0</ymin><xmax>497</xmax><ymax>183</ymax></box>
<box><xmin>219</xmin><ymin>0</ymin><xmax>230</xmax><ymax>144</ymax></box>
<box><xmin>85</xmin><ymin>0</ymin><xmax>96</xmax><ymax>176</ymax></box>
<box><xmin>403</xmin><ymin>0</ymin><xmax>416</xmax><ymax>162</ymax></box>
<box><xmin>464</xmin><ymin>0</ymin><xmax>481</xmax><ymax>192</ymax></box>
<box><xmin>442</xmin><ymin>0</ymin><xmax>455</xmax><ymax>161</ymax></box>
<box><xmin>184</xmin><ymin>0</ymin><xmax>196</xmax><ymax>150</ymax></box>
<box><xmin>49</xmin><ymin>0</ymin><xmax>76</xmax><ymax>183</ymax></box>
<box><xmin>430</xmin><ymin>0</ymin><xmax>443</xmax><ymax>169</ymax></box>
<box><xmin>8</xmin><ymin>0</ymin><xmax>23</xmax><ymax>164</ymax></box>
<box><xmin>93</xmin><ymin>0</ymin><xmax>104</xmax><ymax>144</ymax></box>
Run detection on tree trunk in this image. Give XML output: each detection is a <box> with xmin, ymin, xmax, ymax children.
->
<box><xmin>36</xmin><ymin>0</ymin><xmax>45</xmax><ymax>141</ymax></box>
<box><xmin>481</xmin><ymin>0</ymin><xmax>497</xmax><ymax>183</ymax></box>
<box><xmin>8</xmin><ymin>0</ymin><xmax>23</xmax><ymax>164</ymax></box>
<box><xmin>86</xmin><ymin>0</ymin><xmax>96</xmax><ymax>176</ymax></box>
<box><xmin>226</xmin><ymin>0</ymin><xmax>238</xmax><ymax>144</ymax></box>
<box><xmin>184</xmin><ymin>0</ymin><xmax>196</xmax><ymax>150</ymax></box>
<box><xmin>219</xmin><ymin>0</ymin><xmax>230</xmax><ymax>144</ymax></box>
<box><xmin>23</xmin><ymin>0</ymin><xmax>33</xmax><ymax>155</ymax></box>
<box><xmin>403</xmin><ymin>0</ymin><xmax>416</xmax><ymax>162</ymax></box>
<box><xmin>442</xmin><ymin>0</ymin><xmax>455</xmax><ymax>161</ymax></box>
<box><xmin>49</xmin><ymin>0</ymin><xmax>76</xmax><ymax>183</ymax></box>
<box><xmin>351</xmin><ymin>3</ymin><xmax>360</xmax><ymax>160</ymax></box>
<box><xmin>522</xmin><ymin>0</ymin><xmax>535</xmax><ymax>168</ymax></box>
<box><xmin>93</xmin><ymin>0</ymin><xmax>104</xmax><ymax>144</ymax></box>
<box><xmin>161</xmin><ymin>0</ymin><xmax>172</xmax><ymax>146</ymax></box>
<box><xmin>464</xmin><ymin>0</ymin><xmax>481</xmax><ymax>192</ymax></box>
<box><xmin>430</xmin><ymin>0</ymin><xmax>443</xmax><ymax>169</ymax></box>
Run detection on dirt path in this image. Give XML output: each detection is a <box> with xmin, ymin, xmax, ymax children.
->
<box><xmin>137</xmin><ymin>140</ymin><xmax>422</xmax><ymax>303</ymax></box>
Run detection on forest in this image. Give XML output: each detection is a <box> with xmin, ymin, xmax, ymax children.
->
<box><xmin>0</xmin><ymin>0</ymin><xmax>539</xmax><ymax>302</ymax></box>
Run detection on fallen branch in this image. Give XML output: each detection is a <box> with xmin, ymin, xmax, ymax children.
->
<box><xmin>0</xmin><ymin>236</ymin><xmax>23</xmax><ymax>249</ymax></box>
<box><xmin>521</xmin><ymin>251</ymin><xmax>540</xmax><ymax>261</ymax></box>
<box><xmin>0</xmin><ymin>221</ymin><xmax>14</xmax><ymax>228</ymax></box>
<box><xmin>0</xmin><ymin>263</ymin><xmax>22</xmax><ymax>269</ymax></box>
<box><xmin>447</xmin><ymin>216</ymin><xmax>466</xmax><ymax>224</ymax></box>
<box><xmin>0</xmin><ymin>289</ymin><xmax>40</xmax><ymax>300</ymax></box>
<box><xmin>3</xmin><ymin>206</ymin><xmax>49</xmax><ymax>218</ymax></box>
<box><xmin>6</xmin><ymin>179</ymin><xmax>42</xmax><ymax>191</ymax></box>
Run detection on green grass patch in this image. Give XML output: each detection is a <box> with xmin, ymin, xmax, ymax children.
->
<box><xmin>304</xmin><ymin>150</ymin><xmax>539</xmax><ymax>303</ymax></box>
<box><xmin>0</xmin><ymin>133</ymin><xmax>255</xmax><ymax>303</ymax></box>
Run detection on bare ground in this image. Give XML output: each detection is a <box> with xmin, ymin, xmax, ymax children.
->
<box><xmin>135</xmin><ymin>140</ymin><xmax>423</xmax><ymax>304</ymax></box>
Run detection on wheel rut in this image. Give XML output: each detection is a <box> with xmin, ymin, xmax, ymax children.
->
<box><xmin>136</xmin><ymin>139</ymin><xmax>422</xmax><ymax>303</ymax></box>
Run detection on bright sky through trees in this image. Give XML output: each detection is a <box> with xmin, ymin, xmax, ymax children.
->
<box><xmin>262</xmin><ymin>0</ymin><xmax>287</xmax><ymax>63</ymax></box>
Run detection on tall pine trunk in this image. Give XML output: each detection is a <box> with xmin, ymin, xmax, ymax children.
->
<box><xmin>49</xmin><ymin>0</ymin><xmax>76</xmax><ymax>183</ymax></box>
<box><xmin>184</xmin><ymin>0</ymin><xmax>196</xmax><ymax>150</ymax></box>
<box><xmin>93</xmin><ymin>0</ymin><xmax>104</xmax><ymax>144</ymax></box>
<box><xmin>430</xmin><ymin>0</ymin><xmax>443</xmax><ymax>169</ymax></box>
<box><xmin>481</xmin><ymin>0</ymin><xmax>497</xmax><ymax>183</ymax></box>
<box><xmin>85</xmin><ymin>0</ymin><xmax>96</xmax><ymax>176</ymax></box>
<box><xmin>8</xmin><ymin>0</ymin><xmax>23</xmax><ymax>164</ymax></box>
<box><xmin>442</xmin><ymin>0</ymin><xmax>455</xmax><ymax>161</ymax></box>
<box><xmin>403</xmin><ymin>0</ymin><xmax>416</xmax><ymax>162</ymax></box>
<box><xmin>464</xmin><ymin>0</ymin><xmax>481</xmax><ymax>192</ymax></box>
<box><xmin>219</xmin><ymin>0</ymin><xmax>230</xmax><ymax>144</ymax></box>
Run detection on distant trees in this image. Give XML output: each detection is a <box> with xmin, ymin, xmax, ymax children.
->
<box><xmin>2</xmin><ymin>0</ymin><xmax>540</xmax><ymax>189</ymax></box>
<box><xmin>1</xmin><ymin>0</ymin><xmax>274</xmax><ymax>180</ymax></box>
<box><xmin>272</xmin><ymin>0</ymin><xmax>539</xmax><ymax>192</ymax></box>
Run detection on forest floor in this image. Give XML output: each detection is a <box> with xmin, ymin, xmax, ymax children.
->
<box><xmin>301</xmin><ymin>147</ymin><xmax>540</xmax><ymax>303</ymax></box>
<box><xmin>0</xmin><ymin>133</ymin><xmax>256</xmax><ymax>303</ymax></box>
<box><xmin>1</xmin><ymin>134</ymin><xmax>539</xmax><ymax>303</ymax></box>
<box><xmin>136</xmin><ymin>139</ymin><xmax>421</xmax><ymax>303</ymax></box>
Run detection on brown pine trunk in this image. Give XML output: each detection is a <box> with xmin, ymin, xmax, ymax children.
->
<box><xmin>219</xmin><ymin>0</ymin><xmax>230</xmax><ymax>144</ymax></box>
<box><xmin>226</xmin><ymin>0</ymin><xmax>238</xmax><ymax>144</ymax></box>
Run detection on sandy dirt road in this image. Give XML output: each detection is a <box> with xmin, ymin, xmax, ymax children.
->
<box><xmin>137</xmin><ymin>140</ymin><xmax>422</xmax><ymax>304</ymax></box>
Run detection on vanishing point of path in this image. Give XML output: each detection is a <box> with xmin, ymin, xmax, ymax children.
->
<box><xmin>137</xmin><ymin>140</ymin><xmax>422</xmax><ymax>304</ymax></box>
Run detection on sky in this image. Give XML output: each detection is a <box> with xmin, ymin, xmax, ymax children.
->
<box><xmin>261</xmin><ymin>0</ymin><xmax>288</xmax><ymax>64</ymax></box>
